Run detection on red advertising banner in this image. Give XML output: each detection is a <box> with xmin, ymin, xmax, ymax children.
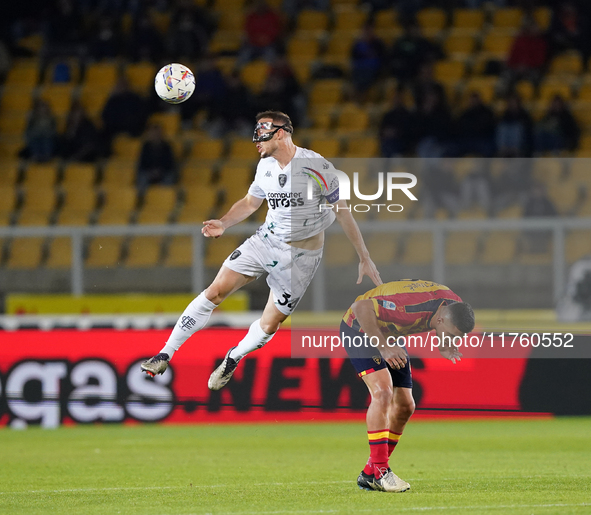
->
<box><xmin>0</xmin><ymin>329</ymin><xmax>534</xmax><ymax>428</ymax></box>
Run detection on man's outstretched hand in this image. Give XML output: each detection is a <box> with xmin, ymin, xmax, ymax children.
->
<box><xmin>358</xmin><ymin>258</ymin><xmax>383</xmax><ymax>286</ymax></box>
<box><xmin>440</xmin><ymin>346</ymin><xmax>463</xmax><ymax>364</ymax></box>
<box><xmin>202</xmin><ymin>220</ymin><xmax>225</xmax><ymax>238</ymax></box>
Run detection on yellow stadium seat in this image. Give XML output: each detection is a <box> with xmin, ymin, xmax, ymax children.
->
<box><xmin>289</xmin><ymin>60</ymin><xmax>312</xmax><ymax>85</ymax></box>
<box><xmin>515</xmin><ymin>80</ymin><xmax>535</xmax><ymax>102</ymax></box>
<box><xmin>324</xmin><ymin>31</ymin><xmax>356</xmax><ymax>61</ymax></box>
<box><xmin>0</xmin><ymin>212</ymin><xmax>12</xmax><ymax>226</ymax></box>
<box><xmin>549</xmin><ymin>51</ymin><xmax>584</xmax><ymax>77</ymax></box>
<box><xmin>578</xmin><ymin>83</ymin><xmax>591</xmax><ymax>101</ymax></box>
<box><xmin>309</xmin><ymin>79</ymin><xmax>344</xmax><ymax>108</ymax></box>
<box><xmin>532</xmin><ymin>159</ymin><xmax>564</xmax><ymax>185</ymax></box>
<box><xmin>209</xmin><ymin>31</ymin><xmax>242</xmax><ymax>54</ymax></box>
<box><xmin>150</xmin><ymin>10</ymin><xmax>171</xmax><ymax>34</ymax></box>
<box><xmin>182</xmin><ymin>185</ymin><xmax>218</xmax><ymax>214</ymax></box>
<box><xmin>374</xmin><ymin>9</ymin><xmax>399</xmax><ymax>29</ymax></box>
<box><xmin>444</xmin><ymin>34</ymin><xmax>476</xmax><ymax>59</ymax></box>
<box><xmin>578</xmin><ymin>134</ymin><xmax>591</xmax><ymax>150</ymax></box>
<box><xmin>296</xmin><ymin>10</ymin><xmax>329</xmax><ymax>32</ymax></box>
<box><xmin>218</xmin><ymin>163</ymin><xmax>254</xmax><ymax>188</ymax></box>
<box><xmin>416</xmin><ymin>8</ymin><xmax>447</xmax><ymax>32</ymax></box>
<box><xmin>17</xmin><ymin>211</ymin><xmax>51</xmax><ymax>226</ymax></box>
<box><xmin>366</xmin><ymin>234</ymin><xmax>399</xmax><ymax>265</ymax></box>
<box><xmin>148</xmin><ymin>112</ymin><xmax>180</xmax><ymax>139</ymax></box>
<box><xmin>55</xmin><ymin>209</ymin><xmax>92</xmax><ymax>226</ymax></box>
<box><xmin>334</xmin><ymin>7</ymin><xmax>367</xmax><ymax>31</ymax></box>
<box><xmin>336</xmin><ymin>104</ymin><xmax>369</xmax><ymax>134</ymax></box>
<box><xmin>452</xmin><ymin>9</ymin><xmax>484</xmax><ymax>32</ymax></box>
<box><xmin>0</xmin><ymin>113</ymin><xmax>28</xmax><ymax>136</ymax></box>
<box><xmin>571</xmin><ymin>101</ymin><xmax>591</xmax><ymax>129</ymax></box>
<box><xmin>0</xmin><ymin>139</ymin><xmax>24</xmax><ymax>158</ymax></box>
<box><xmin>180</xmin><ymin>162</ymin><xmax>215</xmax><ymax>187</ymax></box>
<box><xmin>4</xmin><ymin>59</ymin><xmax>40</xmax><ymax>87</ymax></box>
<box><xmin>125</xmin><ymin>236</ymin><xmax>163</xmax><ymax>267</ymax></box>
<box><xmin>445</xmin><ymin>231</ymin><xmax>480</xmax><ymax>265</ymax></box>
<box><xmin>164</xmin><ymin>235</ymin><xmax>193</xmax><ymax>267</ymax></box>
<box><xmin>6</xmin><ymin>238</ymin><xmax>45</xmax><ymax>269</ymax></box>
<box><xmin>0</xmin><ymin>160</ymin><xmax>21</xmax><ymax>186</ymax></box>
<box><xmin>566</xmin><ymin>230</ymin><xmax>591</xmax><ymax>263</ymax></box>
<box><xmin>228</xmin><ymin>138</ymin><xmax>258</xmax><ymax>160</ymax></box>
<box><xmin>212</xmin><ymin>0</ymin><xmax>245</xmax><ymax>12</ymax></box>
<box><xmin>480</xmin><ymin>232</ymin><xmax>518</xmax><ymax>264</ymax></box>
<box><xmin>78</xmin><ymin>86</ymin><xmax>111</xmax><ymax>119</ymax></box>
<box><xmin>217</xmin><ymin>12</ymin><xmax>244</xmax><ymax>31</ymax></box>
<box><xmin>547</xmin><ymin>181</ymin><xmax>580</xmax><ymax>214</ymax></box>
<box><xmin>482</xmin><ymin>33</ymin><xmax>515</xmax><ymax>58</ymax></box>
<box><xmin>111</xmin><ymin>134</ymin><xmax>143</xmax><ymax>160</ymax></box>
<box><xmin>216</xmin><ymin>56</ymin><xmax>238</xmax><ymax>76</ymax></box>
<box><xmin>569</xmin><ymin>161</ymin><xmax>591</xmax><ymax>189</ymax></box>
<box><xmin>496</xmin><ymin>204</ymin><xmax>523</xmax><ymax>218</ymax></box>
<box><xmin>39</xmin><ymin>84</ymin><xmax>74</xmax><ymax>117</ymax></box>
<box><xmin>139</xmin><ymin>185</ymin><xmax>178</xmax><ymax>214</ymax></box>
<box><xmin>492</xmin><ymin>8</ymin><xmax>523</xmax><ymax>29</ymax></box>
<box><xmin>579</xmin><ymin>197</ymin><xmax>591</xmax><ymax>215</ymax></box>
<box><xmin>434</xmin><ymin>60</ymin><xmax>465</xmax><ymax>81</ymax></box>
<box><xmin>60</xmin><ymin>185</ymin><xmax>98</xmax><ymax>213</ymax></box>
<box><xmin>538</xmin><ymin>81</ymin><xmax>572</xmax><ymax>103</ymax></box>
<box><xmin>62</xmin><ymin>163</ymin><xmax>97</xmax><ymax>188</ymax></box>
<box><xmin>190</xmin><ymin>139</ymin><xmax>224</xmax><ymax>160</ymax></box>
<box><xmin>0</xmin><ymin>86</ymin><xmax>35</xmax><ymax>114</ymax></box>
<box><xmin>240</xmin><ymin>61</ymin><xmax>270</xmax><ymax>93</ymax></box>
<box><xmin>84</xmin><ymin>62</ymin><xmax>118</xmax><ymax>89</ymax></box>
<box><xmin>20</xmin><ymin>186</ymin><xmax>57</xmax><ymax>214</ymax></box>
<box><xmin>0</xmin><ymin>186</ymin><xmax>17</xmax><ymax>214</ymax></box>
<box><xmin>309</xmin><ymin>138</ymin><xmax>341</xmax><ymax>158</ymax></box>
<box><xmin>46</xmin><ymin>237</ymin><xmax>72</xmax><ymax>268</ymax></box>
<box><xmin>345</xmin><ymin>137</ymin><xmax>378</xmax><ymax>157</ymax></box>
<box><xmin>309</xmin><ymin>108</ymin><xmax>335</xmax><ymax>130</ymax></box>
<box><xmin>205</xmin><ymin>236</ymin><xmax>241</xmax><ymax>267</ymax></box>
<box><xmin>287</xmin><ymin>36</ymin><xmax>320</xmax><ymax>63</ymax></box>
<box><xmin>101</xmin><ymin>185</ymin><xmax>137</xmax><ymax>212</ymax></box>
<box><xmin>533</xmin><ymin>7</ymin><xmax>552</xmax><ymax>30</ymax></box>
<box><xmin>325</xmin><ymin>233</ymin><xmax>357</xmax><ymax>265</ymax></box>
<box><xmin>402</xmin><ymin>233</ymin><xmax>432</xmax><ymax>265</ymax></box>
<box><xmin>463</xmin><ymin>76</ymin><xmax>498</xmax><ymax>104</ymax></box>
<box><xmin>95</xmin><ymin>210</ymin><xmax>132</xmax><ymax>225</ymax></box>
<box><xmin>519</xmin><ymin>245</ymin><xmax>553</xmax><ymax>265</ymax></box>
<box><xmin>101</xmin><ymin>159</ymin><xmax>136</xmax><ymax>187</ymax></box>
<box><xmin>86</xmin><ymin>236</ymin><xmax>124</xmax><ymax>267</ymax></box>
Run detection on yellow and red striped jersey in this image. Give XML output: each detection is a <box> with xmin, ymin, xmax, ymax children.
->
<box><xmin>342</xmin><ymin>280</ymin><xmax>462</xmax><ymax>337</ymax></box>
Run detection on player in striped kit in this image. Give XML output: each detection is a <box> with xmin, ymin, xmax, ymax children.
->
<box><xmin>341</xmin><ymin>280</ymin><xmax>474</xmax><ymax>492</ymax></box>
<box><xmin>141</xmin><ymin>110</ymin><xmax>382</xmax><ymax>389</ymax></box>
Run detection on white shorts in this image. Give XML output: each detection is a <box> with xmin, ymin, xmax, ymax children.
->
<box><xmin>222</xmin><ymin>228</ymin><xmax>323</xmax><ymax>315</ymax></box>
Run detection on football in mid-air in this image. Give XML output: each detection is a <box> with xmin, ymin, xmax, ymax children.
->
<box><xmin>154</xmin><ymin>63</ymin><xmax>195</xmax><ymax>104</ymax></box>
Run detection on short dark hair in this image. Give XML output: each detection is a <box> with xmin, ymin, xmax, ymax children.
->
<box><xmin>255</xmin><ymin>110</ymin><xmax>293</xmax><ymax>134</ymax></box>
<box><xmin>447</xmin><ymin>302</ymin><xmax>475</xmax><ymax>334</ymax></box>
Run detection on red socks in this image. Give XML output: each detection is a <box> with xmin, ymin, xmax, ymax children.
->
<box><xmin>365</xmin><ymin>430</ymin><xmax>403</xmax><ymax>477</ymax></box>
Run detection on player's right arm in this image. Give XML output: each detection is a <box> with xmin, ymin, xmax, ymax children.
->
<box><xmin>351</xmin><ymin>299</ymin><xmax>408</xmax><ymax>370</ymax></box>
<box><xmin>202</xmin><ymin>194</ymin><xmax>264</xmax><ymax>238</ymax></box>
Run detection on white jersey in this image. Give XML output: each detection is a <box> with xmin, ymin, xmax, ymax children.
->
<box><xmin>248</xmin><ymin>146</ymin><xmax>340</xmax><ymax>242</ymax></box>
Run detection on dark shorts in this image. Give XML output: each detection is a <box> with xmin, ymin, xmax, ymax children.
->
<box><xmin>340</xmin><ymin>320</ymin><xmax>412</xmax><ymax>388</ymax></box>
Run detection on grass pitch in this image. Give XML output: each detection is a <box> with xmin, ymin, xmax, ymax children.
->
<box><xmin>1</xmin><ymin>418</ymin><xmax>590</xmax><ymax>514</ymax></box>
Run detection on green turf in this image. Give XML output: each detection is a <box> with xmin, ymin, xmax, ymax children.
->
<box><xmin>1</xmin><ymin>418</ymin><xmax>590</xmax><ymax>514</ymax></box>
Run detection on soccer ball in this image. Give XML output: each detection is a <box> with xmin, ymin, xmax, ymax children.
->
<box><xmin>154</xmin><ymin>63</ymin><xmax>195</xmax><ymax>104</ymax></box>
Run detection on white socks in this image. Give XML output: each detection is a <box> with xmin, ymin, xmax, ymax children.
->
<box><xmin>160</xmin><ymin>292</ymin><xmax>218</xmax><ymax>359</ymax></box>
<box><xmin>229</xmin><ymin>319</ymin><xmax>275</xmax><ymax>361</ymax></box>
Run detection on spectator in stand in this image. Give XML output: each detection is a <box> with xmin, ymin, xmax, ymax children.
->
<box><xmin>237</xmin><ymin>0</ymin><xmax>283</xmax><ymax>67</ymax></box>
<box><xmin>255</xmin><ymin>56</ymin><xmax>305</xmax><ymax>126</ymax></box>
<box><xmin>282</xmin><ymin>0</ymin><xmax>329</xmax><ymax>22</ymax></box>
<box><xmin>505</xmin><ymin>18</ymin><xmax>548</xmax><ymax>86</ymax></box>
<box><xmin>390</xmin><ymin>23</ymin><xmax>443</xmax><ymax>84</ymax></box>
<box><xmin>350</xmin><ymin>25</ymin><xmax>386</xmax><ymax>100</ymax></box>
<box><xmin>522</xmin><ymin>182</ymin><xmax>558</xmax><ymax>252</ymax></box>
<box><xmin>495</xmin><ymin>93</ymin><xmax>533</xmax><ymax>157</ymax></box>
<box><xmin>89</xmin><ymin>16</ymin><xmax>120</xmax><ymax>60</ymax></box>
<box><xmin>415</xmin><ymin>89</ymin><xmax>451</xmax><ymax>158</ymax></box>
<box><xmin>548</xmin><ymin>1</ymin><xmax>591</xmax><ymax>62</ymax></box>
<box><xmin>534</xmin><ymin>95</ymin><xmax>580</xmax><ymax>154</ymax></box>
<box><xmin>44</xmin><ymin>0</ymin><xmax>84</xmax><ymax>58</ymax></box>
<box><xmin>491</xmin><ymin>158</ymin><xmax>532</xmax><ymax>214</ymax></box>
<box><xmin>136</xmin><ymin>124</ymin><xmax>177</xmax><ymax>193</ymax></box>
<box><xmin>379</xmin><ymin>89</ymin><xmax>416</xmax><ymax>157</ymax></box>
<box><xmin>215</xmin><ymin>71</ymin><xmax>256</xmax><ymax>137</ymax></box>
<box><xmin>412</xmin><ymin>63</ymin><xmax>445</xmax><ymax>109</ymax></box>
<box><xmin>180</xmin><ymin>57</ymin><xmax>227</xmax><ymax>129</ymax></box>
<box><xmin>22</xmin><ymin>99</ymin><xmax>57</xmax><ymax>162</ymax></box>
<box><xmin>459</xmin><ymin>161</ymin><xmax>493</xmax><ymax>215</ymax></box>
<box><xmin>101</xmin><ymin>76</ymin><xmax>147</xmax><ymax>153</ymax></box>
<box><xmin>420</xmin><ymin>159</ymin><xmax>461</xmax><ymax>218</ymax></box>
<box><xmin>167</xmin><ymin>0</ymin><xmax>213</xmax><ymax>62</ymax></box>
<box><xmin>128</xmin><ymin>12</ymin><xmax>163</xmax><ymax>62</ymax></box>
<box><xmin>447</xmin><ymin>92</ymin><xmax>496</xmax><ymax>157</ymax></box>
<box><xmin>59</xmin><ymin>102</ymin><xmax>99</xmax><ymax>162</ymax></box>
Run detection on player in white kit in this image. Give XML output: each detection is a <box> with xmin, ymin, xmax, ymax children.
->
<box><xmin>141</xmin><ymin>111</ymin><xmax>382</xmax><ymax>389</ymax></box>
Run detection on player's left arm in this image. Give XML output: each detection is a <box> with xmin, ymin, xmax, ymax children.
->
<box><xmin>333</xmin><ymin>200</ymin><xmax>382</xmax><ymax>286</ymax></box>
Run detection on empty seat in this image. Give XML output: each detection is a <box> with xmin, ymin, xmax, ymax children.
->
<box><xmin>228</xmin><ymin>138</ymin><xmax>258</xmax><ymax>160</ymax></box>
<box><xmin>296</xmin><ymin>10</ymin><xmax>329</xmax><ymax>32</ymax></box>
<box><xmin>492</xmin><ymin>8</ymin><xmax>523</xmax><ymax>29</ymax></box>
<box><xmin>334</xmin><ymin>7</ymin><xmax>367</xmax><ymax>30</ymax></box>
<box><xmin>309</xmin><ymin>138</ymin><xmax>341</xmax><ymax>158</ymax></box>
<box><xmin>86</xmin><ymin>236</ymin><xmax>124</xmax><ymax>267</ymax></box>
<box><xmin>190</xmin><ymin>139</ymin><xmax>224</xmax><ymax>161</ymax></box>
<box><xmin>445</xmin><ymin>232</ymin><xmax>479</xmax><ymax>265</ymax></box>
<box><xmin>532</xmin><ymin>159</ymin><xmax>564</xmax><ymax>185</ymax></box>
<box><xmin>345</xmin><ymin>137</ymin><xmax>378</xmax><ymax>157</ymax></box>
<box><xmin>366</xmin><ymin>234</ymin><xmax>399</xmax><ymax>265</ymax></box>
<box><xmin>136</xmin><ymin>185</ymin><xmax>178</xmax><ymax>224</ymax></box>
<box><xmin>240</xmin><ymin>61</ymin><xmax>270</xmax><ymax>93</ymax></box>
<box><xmin>218</xmin><ymin>163</ymin><xmax>254</xmax><ymax>188</ymax></box>
<box><xmin>111</xmin><ymin>134</ymin><xmax>143</xmax><ymax>160</ymax></box>
<box><xmin>6</xmin><ymin>238</ymin><xmax>45</xmax><ymax>268</ymax></box>
<box><xmin>401</xmin><ymin>233</ymin><xmax>432</xmax><ymax>265</ymax></box>
<box><xmin>287</xmin><ymin>36</ymin><xmax>320</xmax><ymax>63</ymax></box>
<box><xmin>101</xmin><ymin>159</ymin><xmax>136</xmax><ymax>187</ymax></box>
<box><xmin>4</xmin><ymin>59</ymin><xmax>40</xmax><ymax>88</ymax></box>
<box><xmin>205</xmin><ymin>236</ymin><xmax>241</xmax><ymax>267</ymax></box>
<box><xmin>0</xmin><ymin>86</ymin><xmax>34</xmax><ymax>114</ymax></box>
<box><xmin>325</xmin><ymin>233</ymin><xmax>357</xmax><ymax>265</ymax></box>
<box><xmin>19</xmin><ymin>187</ymin><xmax>57</xmax><ymax>216</ymax></box>
<box><xmin>164</xmin><ymin>235</ymin><xmax>192</xmax><ymax>267</ymax></box>
<box><xmin>148</xmin><ymin>112</ymin><xmax>180</xmax><ymax>139</ymax></box>
<box><xmin>482</xmin><ymin>33</ymin><xmax>515</xmax><ymax>58</ymax></box>
<box><xmin>549</xmin><ymin>51</ymin><xmax>584</xmax><ymax>76</ymax></box>
<box><xmin>452</xmin><ymin>9</ymin><xmax>484</xmax><ymax>32</ymax></box>
<box><xmin>39</xmin><ymin>84</ymin><xmax>74</xmax><ymax>117</ymax></box>
<box><xmin>208</xmin><ymin>31</ymin><xmax>242</xmax><ymax>54</ymax></box>
<box><xmin>217</xmin><ymin>12</ymin><xmax>244</xmax><ymax>31</ymax></box>
<box><xmin>62</xmin><ymin>163</ymin><xmax>97</xmax><ymax>188</ymax></box>
<box><xmin>547</xmin><ymin>181</ymin><xmax>580</xmax><ymax>214</ymax></box>
<box><xmin>444</xmin><ymin>34</ymin><xmax>476</xmax><ymax>59</ymax></box>
<box><xmin>22</xmin><ymin>163</ymin><xmax>59</xmax><ymax>189</ymax></box>
<box><xmin>0</xmin><ymin>112</ymin><xmax>28</xmax><ymax>136</ymax></box>
<box><xmin>125</xmin><ymin>236</ymin><xmax>163</xmax><ymax>267</ymax></box>
<box><xmin>0</xmin><ymin>186</ymin><xmax>17</xmax><ymax>216</ymax></box>
<box><xmin>78</xmin><ymin>86</ymin><xmax>111</xmax><ymax>118</ymax></box>
<box><xmin>566</xmin><ymin>230</ymin><xmax>591</xmax><ymax>263</ymax></box>
<box><xmin>84</xmin><ymin>62</ymin><xmax>118</xmax><ymax>89</ymax></box>
<box><xmin>324</xmin><ymin>31</ymin><xmax>356</xmax><ymax>61</ymax></box>
<box><xmin>180</xmin><ymin>162</ymin><xmax>215</xmax><ymax>187</ymax></box>
<box><xmin>539</xmin><ymin>80</ymin><xmax>572</xmax><ymax>103</ymax></box>
<box><xmin>416</xmin><ymin>8</ymin><xmax>447</xmax><ymax>32</ymax></box>
<box><xmin>126</xmin><ymin>62</ymin><xmax>157</xmax><ymax>94</ymax></box>
<box><xmin>480</xmin><ymin>232</ymin><xmax>518</xmax><ymax>264</ymax></box>
<box><xmin>433</xmin><ymin>60</ymin><xmax>465</xmax><ymax>82</ymax></box>
<box><xmin>45</xmin><ymin>237</ymin><xmax>72</xmax><ymax>268</ymax></box>
<box><xmin>336</xmin><ymin>104</ymin><xmax>370</xmax><ymax>134</ymax></box>
<box><xmin>309</xmin><ymin>79</ymin><xmax>344</xmax><ymax>108</ymax></box>
<box><xmin>463</xmin><ymin>76</ymin><xmax>498</xmax><ymax>104</ymax></box>
<box><xmin>182</xmin><ymin>185</ymin><xmax>218</xmax><ymax>216</ymax></box>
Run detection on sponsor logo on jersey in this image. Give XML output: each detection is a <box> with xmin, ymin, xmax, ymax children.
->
<box><xmin>267</xmin><ymin>191</ymin><xmax>304</xmax><ymax>209</ymax></box>
<box><xmin>278</xmin><ymin>174</ymin><xmax>287</xmax><ymax>188</ymax></box>
<box><xmin>265</xmin><ymin>170</ymin><xmax>272</xmax><ymax>177</ymax></box>
<box><xmin>229</xmin><ymin>250</ymin><xmax>241</xmax><ymax>260</ymax></box>
<box><xmin>383</xmin><ymin>300</ymin><xmax>397</xmax><ymax>310</ymax></box>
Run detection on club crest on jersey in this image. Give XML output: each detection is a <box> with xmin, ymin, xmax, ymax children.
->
<box><xmin>278</xmin><ymin>174</ymin><xmax>287</xmax><ymax>188</ymax></box>
<box><xmin>382</xmin><ymin>300</ymin><xmax>397</xmax><ymax>310</ymax></box>
<box><xmin>229</xmin><ymin>250</ymin><xmax>241</xmax><ymax>260</ymax></box>
<box><xmin>372</xmin><ymin>356</ymin><xmax>382</xmax><ymax>365</ymax></box>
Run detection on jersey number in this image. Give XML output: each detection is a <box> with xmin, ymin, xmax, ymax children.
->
<box><xmin>277</xmin><ymin>293</ymin><xmax>293</xmax><ymax>308</ymax></box>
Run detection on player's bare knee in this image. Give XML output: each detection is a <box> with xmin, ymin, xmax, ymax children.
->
<box><xmin>394</xmin><ymin>398</ymin><xmax>415</xmax><ymax>422</ymax></box>
<box><xmin>204</xmin><ymin>285</ymin><xmax>228</xmax><ymax>305</ymax></box>
<box><xmin>371</xmin><ymin>385</ymin><xmax>395</xmax><ymax>409</ymax></box>
<box><xmin>260</xmin><ymin>319</ymin><xmax>280</xmax><ymax>334</ymax></box>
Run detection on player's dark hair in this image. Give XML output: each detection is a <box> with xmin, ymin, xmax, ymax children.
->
<box><xmin>447</xmin><ymin>302</ymin><xmax>475</xmax><ymax>334</ymax></box>
<box><xmin>256</xmin><ymin>110</ymin><xmax>294</xmax><ymax>134</ymax></box>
